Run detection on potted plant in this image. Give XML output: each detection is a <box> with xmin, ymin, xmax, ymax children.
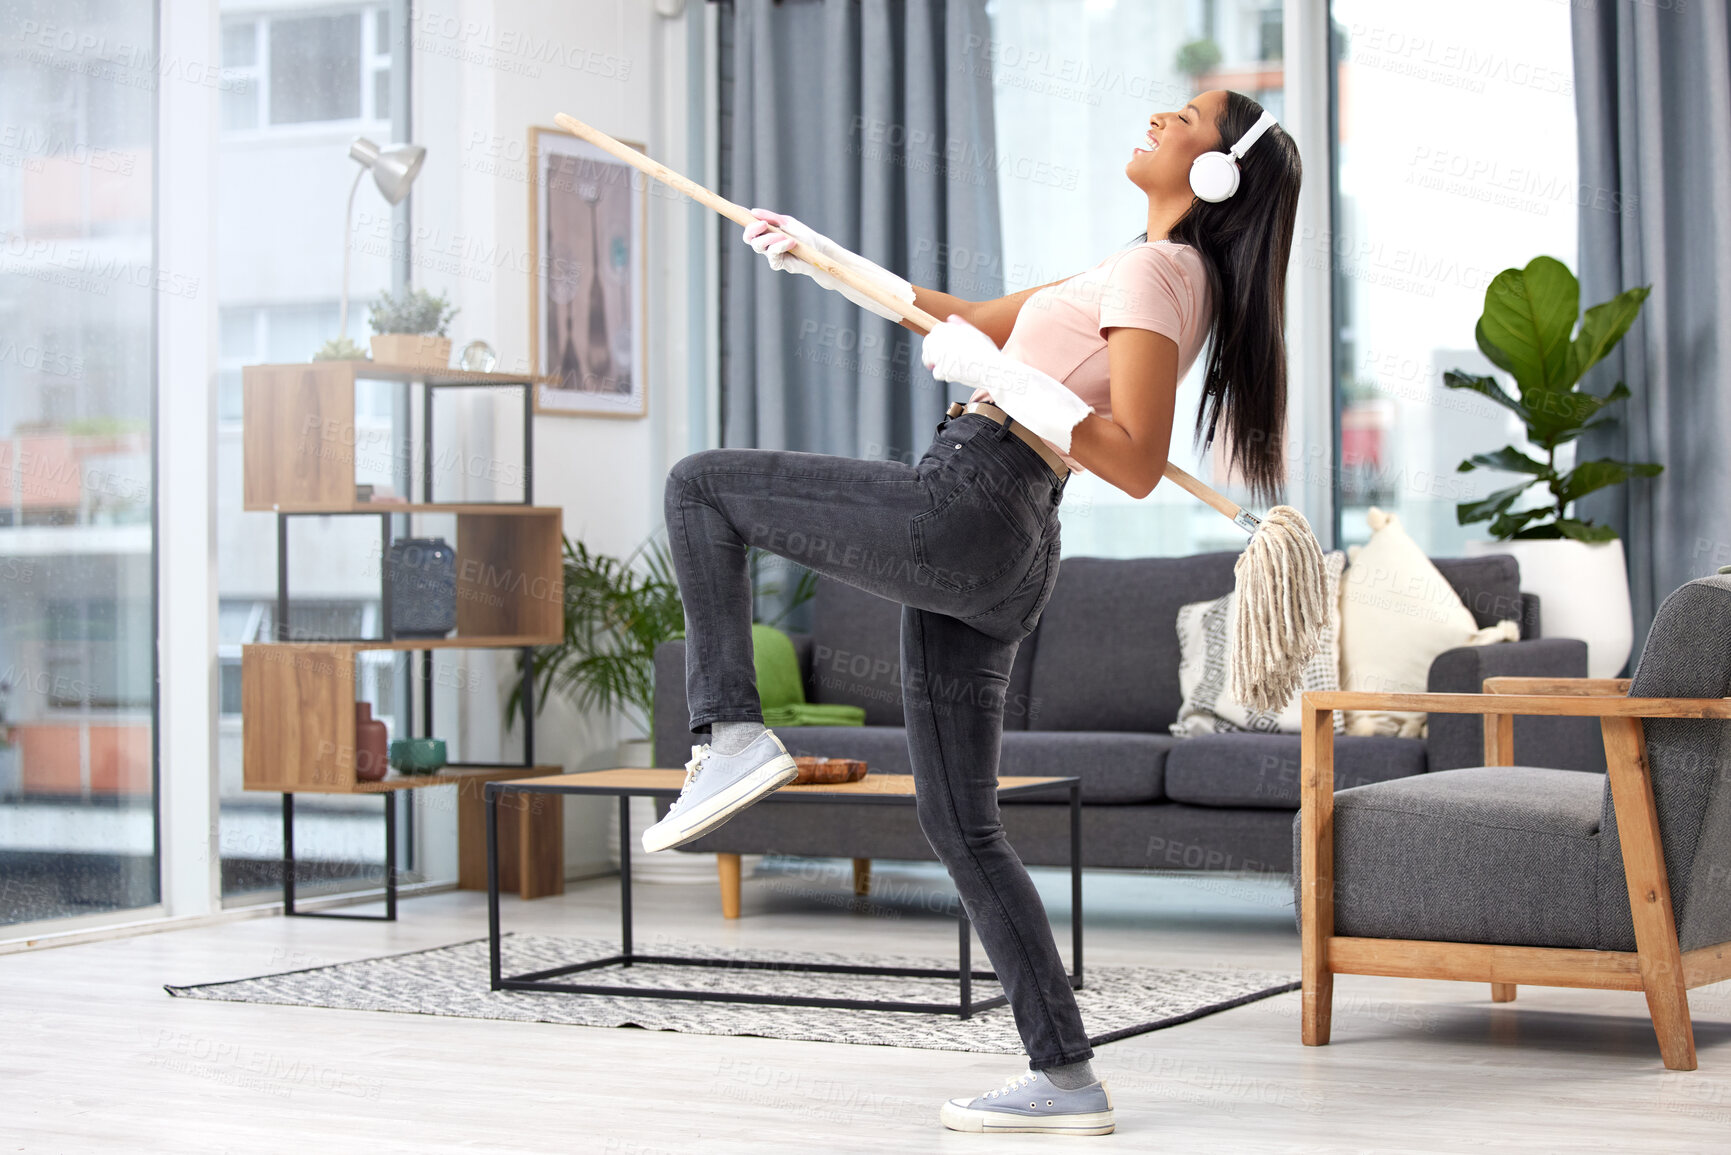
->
<box><xmin>509</xmin><ymin>532</ymin><xmax>684</xmax><ymax>764</ymax></box>
<box><xmin>367</xmin><ymin>287</ymin><xmax>459</xmax><ymax>369</ymax></box>
<box><xmin>509</xmin><ymin>529</ymin><xmax>816</xmax><ymax>752</ymax></box>
<box><xmin>508</xmin><ymin>528</ymin><xmax>815</xmax><ymax>878</ymax></box>
<box><xmin>1445</xmin><ymin>255</ymin><xmax>1661</xmax><ymax>677</ymax></box>
<box><xmin>312</xmin><ymin>335</ymin><xmax>369</xmax><ymax>362</ymax></box>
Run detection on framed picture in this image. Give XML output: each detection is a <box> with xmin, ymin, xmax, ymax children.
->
<box><xmin>528</xmin><ymin>125</ymin><xmax>649</xmax><ymax>418</ymax></box>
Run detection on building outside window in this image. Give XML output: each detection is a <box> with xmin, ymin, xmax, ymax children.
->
<box><xmin>0</xmin><ymin>0</ymin><xmax>159</xmax><ymax>927</ymax></box>
<box><xmin>986</xmin><ymin>0</ymin><xmax>1290</xmax><ymax>558</ymax></box>
<box><xmin>1328</xmin><ymin>0</ymin><xmax>1578</xmax><ymax>551</ymax></box>
<box><xmin>214</xmin><ymin>1</ymin><xmax>405</xmax><ymax>900</ymax></box>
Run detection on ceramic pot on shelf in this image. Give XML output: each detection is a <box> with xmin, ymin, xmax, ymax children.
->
<box><xmin>354</xmin><ymin>702</ymin><xmax>389</xmax><ymax>782</ymax></box>
<box><xmin>369</xmin><ymin>333</ymin><xmax>452</xmax><ymax>369</ymax></box>
<box><xmin>1463</xmin><ymin>536</ymin><xmax>1633</xmax><ymax>678</ymax></box>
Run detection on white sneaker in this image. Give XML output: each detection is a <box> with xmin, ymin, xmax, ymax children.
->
<box><xmin>940</xmin><ymin>1069</ymin><xmax>1115</xmax><ymax>1135</ymax></box>
<box><xmin>640</xmin><ymin>730</ymin><xmax>799</xmax><ymax>854</ymax></box>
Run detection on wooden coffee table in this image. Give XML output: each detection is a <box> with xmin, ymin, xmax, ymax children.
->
<box><xmin>483</xmin><ymin>769</ymin><xmax>1083</xmax><ymax>1018</ymax></box>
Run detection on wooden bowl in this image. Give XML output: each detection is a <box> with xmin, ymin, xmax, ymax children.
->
<box><xmin>790</xmin><ymin>756</ymin><xmax>869</xmax><ymax>785</ymax></box>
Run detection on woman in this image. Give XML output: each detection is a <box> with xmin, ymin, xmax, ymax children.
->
<box><xmin>645</xmin><ymin>88</ymin><xmax>1301</xmax><ymax>1136</ymax></box>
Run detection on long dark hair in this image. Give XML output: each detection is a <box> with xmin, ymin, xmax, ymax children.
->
<box><xmin>1134</xmin><ymin>90</ymin><xmax>1301</xmax><ymax>509</ymax></box>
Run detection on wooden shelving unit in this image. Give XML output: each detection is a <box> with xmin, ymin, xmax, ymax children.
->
<box><xmin>239</xmin><ymin>360</ymin><xmax>567</xmax><ymax>912</ymax></box>
<box><xmin>242</xmin><ymin>360</ymin><xmax>549</xmax><ymax>512</ymax></box>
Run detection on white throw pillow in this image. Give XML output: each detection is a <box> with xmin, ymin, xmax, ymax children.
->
<box><xmin>1338</xmin><ymin>506</ymin><xmax>1521</xmax><ymax>738</ymax></box>
<box><xmin>1170</xmin><ymin>549</ymin><xmax>1348</xmax><ymax>736</ymax></box>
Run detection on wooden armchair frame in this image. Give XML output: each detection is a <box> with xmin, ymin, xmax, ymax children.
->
<box><xmin>1299</xmin><ymin>677</ymin><xmax>1731</xmax><ymax>1071</ymax></box>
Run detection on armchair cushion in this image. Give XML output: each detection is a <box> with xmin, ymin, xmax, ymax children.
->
<box><xmin>1292</xmin><ymin>765</ymin><xmax>1627</xmax><ymax>949</ymax></box>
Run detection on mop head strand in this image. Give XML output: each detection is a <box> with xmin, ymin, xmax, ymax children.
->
<box><xmin>1229</xmin><ymin>504</ymin><xmax>1330</xmax><ymax>715</ymax></box>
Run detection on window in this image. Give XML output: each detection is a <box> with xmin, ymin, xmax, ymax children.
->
<box><xmin>215</xmin><ymin>1</ymin><xmax>407</xmax><ymax>903</ymax></box>
<box><xmin>1328</xmin><ymin>2</ymin><xmax>1577</xmax><ymax>551</ymax></box>
<box><xmin>216</xmin><ymin>600</ymin><xmax>270</xmax><ymax>715</ymax></box>
<box><xmin>217</xmin><ymin>302</ymin><xmax>343</xmax><ymax>422</ymax></box>
<box><xmin>220</xmin><ymin>7</ymin><xmax>392</xmax><ymax>133</ymax></box>
<box><xmin>0</xmin><ymin>0</ymin><xmax>158</xmax><ymax>927</ymax></box>
<box><xmin>986</xmin><ymin>0</ymin><xmax>1290</xmax><ymax>558</ymax></box>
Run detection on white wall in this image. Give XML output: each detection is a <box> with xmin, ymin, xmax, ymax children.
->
<box><xmin>412</xmin><ymin>0</ymin><xmax>705</xmax><ymax>878</ymax></box>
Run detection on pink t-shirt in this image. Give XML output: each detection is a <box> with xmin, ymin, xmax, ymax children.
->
<box><xmin>966</xmin><ymin>240</ymin><xmax>1212</xmax><ymax>473</ymax></box>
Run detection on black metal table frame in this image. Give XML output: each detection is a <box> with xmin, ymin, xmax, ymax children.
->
<box><xmin>485</xmin><ymin>774</ymin><xmax>1083</xmax><ymax>1018</ymax></box>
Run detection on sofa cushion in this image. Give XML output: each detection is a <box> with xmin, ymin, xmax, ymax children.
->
<box><xmin>1338</xmin><ymin>509</ymin><xmax>1497</xmax><ymax>738</ymax></box>
<box><xmin>1171</xmin><ymin>549</ymin><xmax>1347</xmax><ymax>736</ymax></box>
<box><xmin>1291</xmin><ymin>765</ymin><xmax>1618</xmax><ymax>949</ymax></box>
<box><xmin>1164</xmin><ymin>733</ymin><xmax>1426</xmax><ymax>809</ymax></box>
<box><xmin>770</xmin><ymin>725</ymin><xmax>1172</xmax><ymax>804</ymax></box>
<box><xmin>806</xmin><ymin>578</ymin><xmax>1038</xmax><ymax>729</ymax></box>
<box><xmin>1027</xmin><ymin>552</ymin><xmax>1241</xmax><ymax>733</ymax></box>
<box><xmin>996</xmin><ymin>731</ymin><xmax>1173</xmax><ymax>803</ymax></box>
<box><xmin>1430</xmin><ymin>553</ymin><xmax>1527</xmax><ymax>634</ymax></box>
<box><xmin>806</xmin><ymin>580</ymin><xmax>906</xmax><ymax>726</ymax></box>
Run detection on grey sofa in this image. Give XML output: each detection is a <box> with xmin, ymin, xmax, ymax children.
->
<box><xmin>651</xmin><ymin>550</ymin><xmax>1605</xmax><ymax>883</ymax></box>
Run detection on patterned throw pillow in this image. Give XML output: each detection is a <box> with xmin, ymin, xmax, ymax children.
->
<box><xmin>1170</xmin><ymin>549</ymin><xmax>1348</xmax><ymax>736</ymax></box>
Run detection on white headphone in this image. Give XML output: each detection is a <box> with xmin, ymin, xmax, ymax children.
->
<box><xmin>1188</xmin><ymin>109</ymin><xmax>1279</xmax><ymax>203</ymax></box>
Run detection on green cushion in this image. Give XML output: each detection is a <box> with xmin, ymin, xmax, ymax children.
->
<box><xmin>752</xmin><ymin>622</ymin><xmax>807</xmax><ymax>710</ymax></box>
<box><xmin>763</xmin><ymin>702</ymin><xmax>866</xmax><ymax>727</ymax></box>
<box><xmin>752</xmin><ymin>622</ymin><xmax>865</xmax><ymax>727</ymax></box>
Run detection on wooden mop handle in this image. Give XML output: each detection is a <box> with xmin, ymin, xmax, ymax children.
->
<box><xmin>1161</xmin><ymin>462</ymin><xmax>1258</xmax><ymax>527</ymax></box>
<box><xmin>551</xmin><ymin>111</ymin><xmax>1255</xmax><ymax>531</ymax></box>
<box><xmin>553</xmin><ymin>112</ymin><xmax>942</xmax><ymax>330</ymax></box>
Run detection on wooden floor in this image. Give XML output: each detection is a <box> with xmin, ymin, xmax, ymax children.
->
<box><xmin>6</xmin><ymin>859</ymin><xmax>1731</xmax><ymax>1153</ymax></box>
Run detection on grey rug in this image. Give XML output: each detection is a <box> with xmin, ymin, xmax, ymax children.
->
<box><xmin>165</xmin><ymin>934</ymin><xmax>1297</xmax><ymax>1055</ymax></box>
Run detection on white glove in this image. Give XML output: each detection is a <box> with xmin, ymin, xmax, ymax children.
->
<box><xmin>920</xmin><ymin>315</ymin><xmax>1094</xmax><ymax>453</ymax></box>
<box><xmin>743</xmin><ymin>208</ymin><xmax>916</xmax><ymax>323</ymax></box>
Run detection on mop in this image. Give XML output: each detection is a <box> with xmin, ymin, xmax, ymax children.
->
<box><xmin>550</xmin><ymin>112</ymin><xmax>1330</xmax><ymax>714</ymax></box>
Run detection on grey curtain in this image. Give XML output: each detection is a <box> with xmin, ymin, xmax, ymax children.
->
<box><xmin>1572</xmin><ymin>4</ymin><xmax>1731</xmax><ymax>673</ymax></box>
<box><xmin>717</xmin><ymin>0</ymin><xmax>1003</xmax><ymax>460</ymax></box>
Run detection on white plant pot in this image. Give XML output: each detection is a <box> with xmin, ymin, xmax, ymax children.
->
<box><xmin>603</xmin><ymin>738</ymin><xmax>761</xmax><ymax>883</ymax></box>
<box><xmin>1463</xmin><ymin>536</ymin><xmax>1633</xmax><ymax>678</ymax></box>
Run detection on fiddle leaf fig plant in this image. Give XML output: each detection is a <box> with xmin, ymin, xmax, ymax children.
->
<box><xmin>1444</xmin><ymin>255</ymin><xmax>1662</xmax><ymax>541</ymax></box>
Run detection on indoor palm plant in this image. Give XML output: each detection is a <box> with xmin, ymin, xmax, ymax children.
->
<box><xmin>1445</xmin><ymin>255</ymin><xmax>1661</xmax><ymax>676</ymax></box>
<box><xmin>508</xmin><ymin>532</ymin><xmax>682</xmax><ymax>756</ymax></box>
<box><xmin>508</xmin><ymin>528</ymin><xmax>816</xmax><ymax>756</ymax></box>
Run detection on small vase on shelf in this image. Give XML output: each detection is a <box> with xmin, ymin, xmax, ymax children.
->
<box><xmin>355</xmin><ymin>702</ymin><xmax>388</xmax><ymax>782</ymax></box>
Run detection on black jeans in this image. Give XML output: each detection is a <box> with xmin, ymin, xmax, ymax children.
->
<box><xmin>664</xmin><ymin>410</ymin><xmax>1092</xmax><ymax>1069</ymax></box>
